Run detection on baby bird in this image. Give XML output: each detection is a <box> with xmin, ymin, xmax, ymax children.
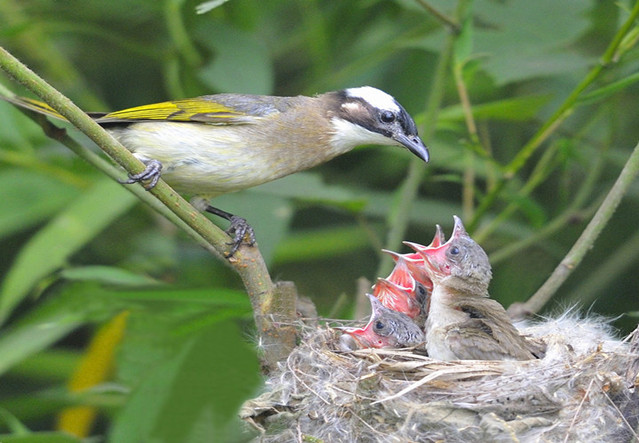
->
<box><xmin>339</xmin><ymin>294</ymin><xmax>424</xmax><ymax>350</ymax></box>
<box><xmin>374</xmin><ymin>224</ymin><xmax>445</xmax><ymax>318</ymax></box>
<box><xmin>405</xmin><ymin>216</ymin><xmax>544</xmax><ymax>361</ymax></box>
<box><xmin>372</xmin><ymin>257</ymin><xmax>423</xmax><ymax>319</ymax></box>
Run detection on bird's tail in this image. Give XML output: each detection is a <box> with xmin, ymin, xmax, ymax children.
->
<box><xmin>1</xmin><ymin>95</ymin><xmax>70</xmax><ymax>121</ymax></box>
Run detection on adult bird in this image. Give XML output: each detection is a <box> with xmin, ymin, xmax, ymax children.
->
<box><xmin>4</xmin><ymin>87</ymin><xmax>429</xmax><ymax>254</ymax></box>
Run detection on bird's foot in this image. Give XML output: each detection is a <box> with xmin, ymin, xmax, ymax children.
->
<box><xmin>226</xmin><ymin>215</ymin><xmax>256</xmax><ymax>256</ymax></box>
<box><xmin>119</xmin><ymin>159</ymin><xmax>163</xmax><ymax>190</ymax></box>
<box><xmin>203</xmin><ymin>204</ymin><xmax>256</xmax><ymax>257</ymax></box>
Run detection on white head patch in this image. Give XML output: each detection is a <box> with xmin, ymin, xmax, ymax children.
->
<box><xmin>345</xmin><ymin>86</ymin><xmax>400</xmax><ymax>112</ymax></box>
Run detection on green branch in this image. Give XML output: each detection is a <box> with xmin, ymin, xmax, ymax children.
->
<box><xmin>0</xmin><ymin>46</ymin><xmax>296</xmax><ymax>371</ymax></box>
<box><xmin>468</xmin><ymin>0</ymin><xmax>639</xmax><ymax>232</ymax></box>
<box><xmin>508</xmin><ymin>140</ymin><xmax>639</xmax><ymax>318</ymax></box>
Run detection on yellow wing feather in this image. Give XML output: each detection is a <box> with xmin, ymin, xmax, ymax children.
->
<box><xmin>98</xmin><ymin>97</ymin><xmax>250</xmax><ymax>124</ymax></box>
<box><xmin>2</xmin><ymin>95</ymin><xmax>254</xmax><ymax>125</ymax></box>
<box><xmin>3</xmin><ymin>96</ymin><xmax>68</xmax><ymax>120</ymax></box>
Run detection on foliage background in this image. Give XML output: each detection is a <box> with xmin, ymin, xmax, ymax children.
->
<box><xmin>0</xmin><ymin>0</ymin><xmax>638</xmax><ymax>441</ymax></box>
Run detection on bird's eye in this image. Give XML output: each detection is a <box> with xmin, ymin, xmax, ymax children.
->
<box><xmin>450</xmin><ymin>246</ymin><xmax>460</xmax><ymax>255</ymax></box>
<box><xmin>380</xmin><ymin>110</ymin><xmax>395</xmax><ymax>123</ymax></box>
<box><xmin>375</xmin><ymin>320</ymin><xmax>385</xmax><ymax>331</ymax></box>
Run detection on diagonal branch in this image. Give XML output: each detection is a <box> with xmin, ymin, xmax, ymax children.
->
<box><xmin>508</xmin><ymin>140</ymin><xmax>639</xmax><ymax>318</ymax></box>
<box><xmin>0</xmin><ymin>45</ymin><xmax>297</xmax><ymax>371</ymax></box>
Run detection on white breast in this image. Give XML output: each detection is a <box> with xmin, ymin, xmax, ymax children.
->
<box><xmin>425</xmin><ymin>286</ymin><xmax>467</xmax><ymax>360</ymax></box>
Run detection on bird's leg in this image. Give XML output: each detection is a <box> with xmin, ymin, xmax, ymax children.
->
<box><xmin>204</xmin><ymin>205</ymin><xmax>256</xmax><ymax>256</ymax></box>
<box><xmin>119</xmin><ymin>159</ymin><xmax>163</xmax><ymax>190</ymax></box>
<box><xmin>120</xmin><ymin>160</ymin><xmax>255</xmax><ymax>256</ymax></box>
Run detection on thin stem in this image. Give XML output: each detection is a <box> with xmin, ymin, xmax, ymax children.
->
<box><xmin>509</xmin><ymin>140</ymin><xmax>639</xmax><ymax>317</ymax></box>
<box><xmin>453</xmin><ymin>55</ymin><xmax>484</xmax><ymax>220</ymax></box>
<box><xmin>468</xmin><ymin>0</ymin><xmax>639</xmax><ymax>232</ymax></box>
<box><xmin>0</xmin><ymin>46</ymin><xmax>295</xmax><ymax>371</ymax></box>
<box><xmin>414</xmin><ymin>0</ymin><xmax>460</xmax><ymax>31</ymax></box>
<box><xmin>164</xmin><ymin>0</ymin><xmax>202</xmax><ymax>68</ymax></box>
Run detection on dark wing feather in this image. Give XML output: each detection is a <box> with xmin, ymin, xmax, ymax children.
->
<box><xmin>446</xmin><ymin>297</ymin><xmax>541</xmax><ymax>360</ymax></box>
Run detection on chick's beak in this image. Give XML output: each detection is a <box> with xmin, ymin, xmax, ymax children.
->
<box><xmin>394</xmin><ymin>133</ymin><xmax>429</xmax><ymax>163</ymax></box>
<box><xmin>405</xmin><ymin>241</ymin><xmax>449</xmax><ymax>275</ymax></box>
<box><xmin>339</xmin><ymin>323</ymin><xmax>386</xmax><ymax>349</ymax></box>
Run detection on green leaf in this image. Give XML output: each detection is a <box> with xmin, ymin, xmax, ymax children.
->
<box><xmin>110</xmin><ymin>320</ymin><xmax>260</xmax><ymax>443</ymax></box>
<box><xmin>472</xmin><ymin>0</ymin><xmax>592</xmax><ymax>85</ymax></box>
<box><xmin>438</xmin><ymin>95</ymin><xmax>552</xmax><ymax>122</ymax></box>
<box><xmin>106</xmin><ymin>287</ymin><xmax>251</xmax><ymax>308</ymax></box>
<box><xmin>115</xmin><ymin>293</ymin><xmax>251</xmax><ymax>388</ymax></box>
<box><xmin>453</xmin><ymin>13</ymin><xmax>474</xmax><ymax>65</ymax></box>
<box><xmin>410</xmin><ymin>0</ymin><xmax>592</xmax><ymax>85</ymax></box>
<box><xmin>273</xmin><ymin>225</ymin><xmax>371</xmax><ymax>264</ymax></box>
<box><xmin>0</xmin><ymin>170</ymin><xmax>79</xmax><ymax>240</ymax></box>
<box><xmin>0</xmin><ymin>432</ymin><xmax>83</xmax><ymax>443</ymax></box>
<box><xmin>507</xmin><ymin>192</ymin><xmax>547</xmax><ymax>228</ymax></box>
<box><xmin>0</xmin><ymin>408</ymin><xmax>30</xmax><ymax>435</ymax></box>
<box><xmin>60</xmin><ymin>266</ymin><xmax>163</xmax><ymax>287</ymax></box>
<box><xmin>0</xmin><ymin>179</ymin><xmax>137</xmax><ymax>324</ymax></box>
<box><xmin>254</xmin><ymin>173</ymin><xmax>369</xmax><ymax>212</ymax></box>
<box><xmin>0</xmin><ymin>283</ymin><xmax>124</xmax><ymax>377</ymax></box>
<box><xmin>196</xmin><ymin>21</ymin><xmax>273</xmax><ymax>94</ymax></box>
<box><xmin>577</xmin><ymin>71</ymin><xmax>639</xmax><ymax>106</ymax></box>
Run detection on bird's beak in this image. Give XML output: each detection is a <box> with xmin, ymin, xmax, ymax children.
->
<box><xmin>339</xmin><ymin>327</ymin><xmax>380</xmax><ymax>349</ymax></box>
<box><xmin>374</xmin><ymin>278</ymin><xmax>412</xmax><ymax>314</ymax></box>
<box><xmin>451</xmin><ymin>215</ymin><xmax>468</xmax><ymax>238</ymax></box>
<box><xmin>394</xmin><ymin>133</ymin><xmax>430</xmax><ymax>163</ymax></box>
<box><xmin>431</xmin><ymin>225</ymin><xmax>445</xmax><ymax>247</ymax></box>
<box><xmin>405</xmin><ymin>241</ymin><xmax>449</xmax><ymax>274</ymax></box>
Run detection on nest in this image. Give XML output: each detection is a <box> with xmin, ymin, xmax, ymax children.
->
<box><xmin>242</xmin><ymin>313</ymin><xmax>639</xmax><ymax>442</ymax></box>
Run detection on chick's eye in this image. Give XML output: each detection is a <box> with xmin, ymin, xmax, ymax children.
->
<box><xmin>380</xmin><ymin>110</ymin><xmax>395</xmax><ymax>123</ymax></box>
<box><xmin>374</xmin><ymin>320</ymin><xmax>385</xmax><ymax>331</ymax></box>
<box><xmin>450</xmin><ymin>246</ymin><xmax>460</xmax><ymax>255</ymax></box>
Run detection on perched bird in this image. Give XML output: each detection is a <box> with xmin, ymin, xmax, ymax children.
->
<box><xmin>405</xmin><ymin>216</ymin><xmax>544</xmax><ymax>361</ymax></box>
<box><xmin>3</xmin><ymin>87</ymin><xmax>429</xmax><ymax>254</ymax></box>
<box><xmin>339</xmin><ymin>293</ymin><xmax>424</xmax><ymax>350</ymax></box>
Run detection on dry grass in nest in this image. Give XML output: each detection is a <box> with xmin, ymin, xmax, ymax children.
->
<box><xmin>242</xmin><ymin>314</ymin><xmax>639</xmax><ymax>442</ymax></box>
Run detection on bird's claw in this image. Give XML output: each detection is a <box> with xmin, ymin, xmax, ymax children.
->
<box><xmin>225</xmin><ymin>215</ymin><xmax>256</xmax><ymax>256</ymax></box>
<box><xmin>119</xmin><ymin>159</ymin><xmax>163</xmax><ymax>190</ymax></box>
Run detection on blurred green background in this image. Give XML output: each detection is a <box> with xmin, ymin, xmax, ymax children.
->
<box><xmin>1</xmin><ymin>0</ymin><xmax>639</xmax><ymax>441</ymax></box>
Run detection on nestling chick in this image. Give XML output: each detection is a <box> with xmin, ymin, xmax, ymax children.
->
<box><xmin>339</xmin><ymin>294</ymin><xmax>425</xmax><ymax>350</ymax></box>
<box><xmin>372</xmin><ymin>257</ymin><xmax>424</xmax><ymax>319</ymax></box>
<box><xmin>406</xmin><ymin>216</ymin><xmax>544</xmax><ymax>361</ymax></box>
<box><xmin>377</xmin><ymin>224</ymin><xmax>445</xmax><ymax>318</ymax></box>
<box><xmin>4</xmin><ymin>87</ymin><xmax>429</xmax><ymax>254</ymax></box>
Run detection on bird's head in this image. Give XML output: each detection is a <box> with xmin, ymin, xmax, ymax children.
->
<box><xmin>405</xmin><ymin>216</ymin><xmax>492</xmax><ymax>293</ymax></box>
<box><xmin>325</xmin><ymin>86</ymin><xmax>429</xmax><ymax>162</ymax></box>
<box><xmin>339</xmin><ymin>294</ymin><xmax>420</xmax><ymax>350</ymax></box>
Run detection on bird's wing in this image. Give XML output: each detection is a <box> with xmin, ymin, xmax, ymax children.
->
<box><xmin>2</xmin><ymin>96</ymin><xmax>68</xmax><ymax>120</ymax></box>
<box><xmin>444</xmin><ymin>319</ymin><xmax>520</xmax><ymax>360</ymax></box>
<box><xmin>95</xmin><ymin>96</ymin><xmax>257</xmax><ymax>125</ymax></box>
<box><xmin>446</xmin><ymin>297</ymin><xmax>539</xmax><ymax>360</ymax></box>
